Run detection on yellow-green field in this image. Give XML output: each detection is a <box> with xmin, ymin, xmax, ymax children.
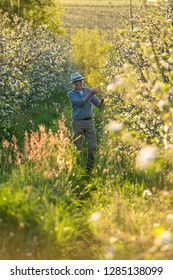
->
<box><xmin>59</xmin><ymin>0</ymin><xmax>141</xmax><ymax>32</ymax></box>
<box><xmin>59</xmin><ymin>0</ymin><xmax>141</xmax><ymax>5</ymax></box>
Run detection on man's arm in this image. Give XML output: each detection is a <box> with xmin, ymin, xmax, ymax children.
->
<box><xmin>89</xmin><ymin>88</ymin><xmax>104</xmax><ymax>108</ymax></box>
<box><xmin>82</xmin><ymin>88</ymin><xmax>98</xmax><ymax>104</ymax></box>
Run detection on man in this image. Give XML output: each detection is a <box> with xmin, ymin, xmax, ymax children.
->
<box><xmin>67</xmin><ymin>72</ymin><xmax>104</xmax><ymax>171</ymax></box>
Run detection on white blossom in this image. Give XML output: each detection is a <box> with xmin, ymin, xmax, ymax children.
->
<box><xmin>136</xmin><ymin>146</ymin><xmax>158</xmax><ymax>169</ymax></box>
<box><xmin>143</xmin><ymin>189</ymin><xmax>152</xmax><ymax>197</ymax></box>
<box><xmin>106</xmin><ymin>121</ymin><xmax>123</xmax><ymax>134</ymax></box>
<box><xmin>154</xmin><ymin>231</ymin><xmax>172</xmax><ymax>246</ymax></box>
<box><xmin>89</xmin><ymin>211</ymin><xmax>101</xmax><ymax>222</ymax></box>
<box><xmin>167</xmin><ymin>214</ymin><xmax>173</xmax><ymax>222</ymax></box>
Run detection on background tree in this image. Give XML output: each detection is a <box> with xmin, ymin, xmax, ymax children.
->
<box><xmin>0</xmin><ymin>12</ymin><xmax>71</xmax><ymax>140</ymax></box>
<box><xmin>0</xmin><ymin>0</ymin><xmax>63</xmax><ymax>32</ymax></box>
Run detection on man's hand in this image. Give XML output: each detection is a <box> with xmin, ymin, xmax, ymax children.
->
<box><xmin>83</xmin><ymin>87</ymin><xmax>99</xmax><ymax>104</ymax></box>
<box><xmin>90</xmin><ymin>88</ymin><xmax>99</xmax><ymax>95</ymax></box>
<box><xmin>99</xmin><ymin>98</ymin><xmax>104</xmax><ymax>107</ymax></box>
<box><xmin>101</xmin><ymin>98</ymin><xmax>104</xmax><ymax>104</ymax></box>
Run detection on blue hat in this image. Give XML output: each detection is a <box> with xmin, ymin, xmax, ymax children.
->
<box><xmin>70</xmin><ymin>72</ymin><xmax>84</xmax><ymax>83</ymax></box>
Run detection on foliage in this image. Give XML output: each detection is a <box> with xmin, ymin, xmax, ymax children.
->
<box><xmin>71</xmin><ymin>29</ymin><xmax>112</xmax><ymax>86</ymax></box>
<box><xmin>100</xmin><ymin>1</ymin><xmax>173</xmax><ymax>148</ymax></box>
<box><xmin>91</xmin><ymin>0</ymin><xmax>173</xmax><ymax>192</ymax></box>
<box><xmin>0</xmin><ymin>0</ymin><xmax>63</xmax><ymax>32</ymax></box>
<box><xmin>1</xmin><ymin>0</ymin><xmax>173</xmax><ymax>261</ymax></box>
<box><xmin>0</xmin><ymin>12</ymin><xmax>71</xmax><ymax>140</ymax></box>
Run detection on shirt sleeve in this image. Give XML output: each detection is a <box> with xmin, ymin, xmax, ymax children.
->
<box><xmin>91</xmin><ymin>95</ymin><xmax>102</xmax><ymax>107</ymax></box>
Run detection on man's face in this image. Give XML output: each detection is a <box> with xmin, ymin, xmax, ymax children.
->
<box><xmin>73</xmin><ymin>80</ymin><xmax>83</xmax><ymax>90</ymax></box>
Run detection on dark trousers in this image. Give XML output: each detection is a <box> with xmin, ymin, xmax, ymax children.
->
<box><xmin>72</xmin><ymin>119</ymin><xmax>96</xmax><ymax>169</ymax></box>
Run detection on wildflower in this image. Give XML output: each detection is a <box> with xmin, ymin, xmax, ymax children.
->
<box><xmin>105</xmin><ymin>121</ymin><xmax>123</xmax><ymax>136</ymax></box>
<box><xmin>162</xmin><ymin>191</ymin><xmax>169</xmax><ymax>196</ymax></box>
<box><xmin>167</xmin><ymin>214</ymin><xmax>173</xmax><ymax>222</ymax></box>
<box><xmin>143</xmin><ymin>189</ymin><xmax>152</xmax><ymax>197</ymax></box>
<box><xmin>136</xmin><ymin>145</ymin><xmax>158</xmax><ymax>169</ymax></box>
<box><xmin>89</xmin><ymin>211</ymin><xmax>101</xmax><ymax>222</ymax></box>
<box><xmin>153</xmin><ymin>223</ymin><xmax>160</xmax><ymax>228</ymax></box>
<box><xmin>154</xmin><ymin>231</ymin><xmax>172</xmax><ymax>246</ymax></box>
<box><xmin>110</xmin><ymin>237</ymin><xmax>118</xmax><ymax>244</ymax></box>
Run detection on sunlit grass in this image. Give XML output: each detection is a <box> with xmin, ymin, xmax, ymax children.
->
<box><xmin>0</xmin><ymin>116</ymin><xmax>99</xmax><ymax>259</ymax></box>
<box><xmin>89</xmin><ymin>184</ymin><xmax>173</xmax><ymax>259</ymax></box>
<box><xmin>1</xmin><ymin>95</ymin><xmax>173</xmax><ymax>259</ymax></box>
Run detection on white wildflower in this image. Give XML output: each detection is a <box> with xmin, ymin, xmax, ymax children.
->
<box><xmin>154</xmin><ymin>231</ymin><xmax>172</xmax><ymax>246</ymax></box>
<box><xmin>110</xmin><ymin>237</ymin><xmax>118</xmax><ymax>244</ymax></box>
<box><xmin>106</xmin><ymin>121</ymin><xmax>123</xmax><ymax>135</ymax></box>
<box><xmin>167</xmin><ymin>214</ymin><xmax>173</xmax><ymax>222</ymax></box>
<box><xmin>136</xmin><ymin>145</ymin><xmax>158</xmax><ymax>169</ymax></box>
<box><xmin>143</xmin><ymin>189</ymin><xmax>152</xmax><ymax>197</ymax></box>
<box><xmin>89</xmin><ymin>211</ymin><xmax>101</xmax><ymax>222</ymax></box>
<box><xmin>162</xmin><ymin>191</ymin><xmax>169</xmax><ymax>196</ymax></box>
<box><xmin>153</xmin><ymin>223</ymin><xmax>160</xmax><ymax>227</ymax></box>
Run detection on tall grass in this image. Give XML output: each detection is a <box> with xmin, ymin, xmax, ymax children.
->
<box><xmin>0</xmin><ymin>115</ymin><xmax>100</xmax><ymax>259</ymax></box>
<box><xmin>1</xmin><ymin>106</ymin><xmax>173</xmax><ymax>259</ymax></box>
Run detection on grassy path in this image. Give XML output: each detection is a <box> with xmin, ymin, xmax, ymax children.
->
<box><xmin>1</xmin><ymin>91</ymin><xmax>173</xmax><ymax>260</ymax></box>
